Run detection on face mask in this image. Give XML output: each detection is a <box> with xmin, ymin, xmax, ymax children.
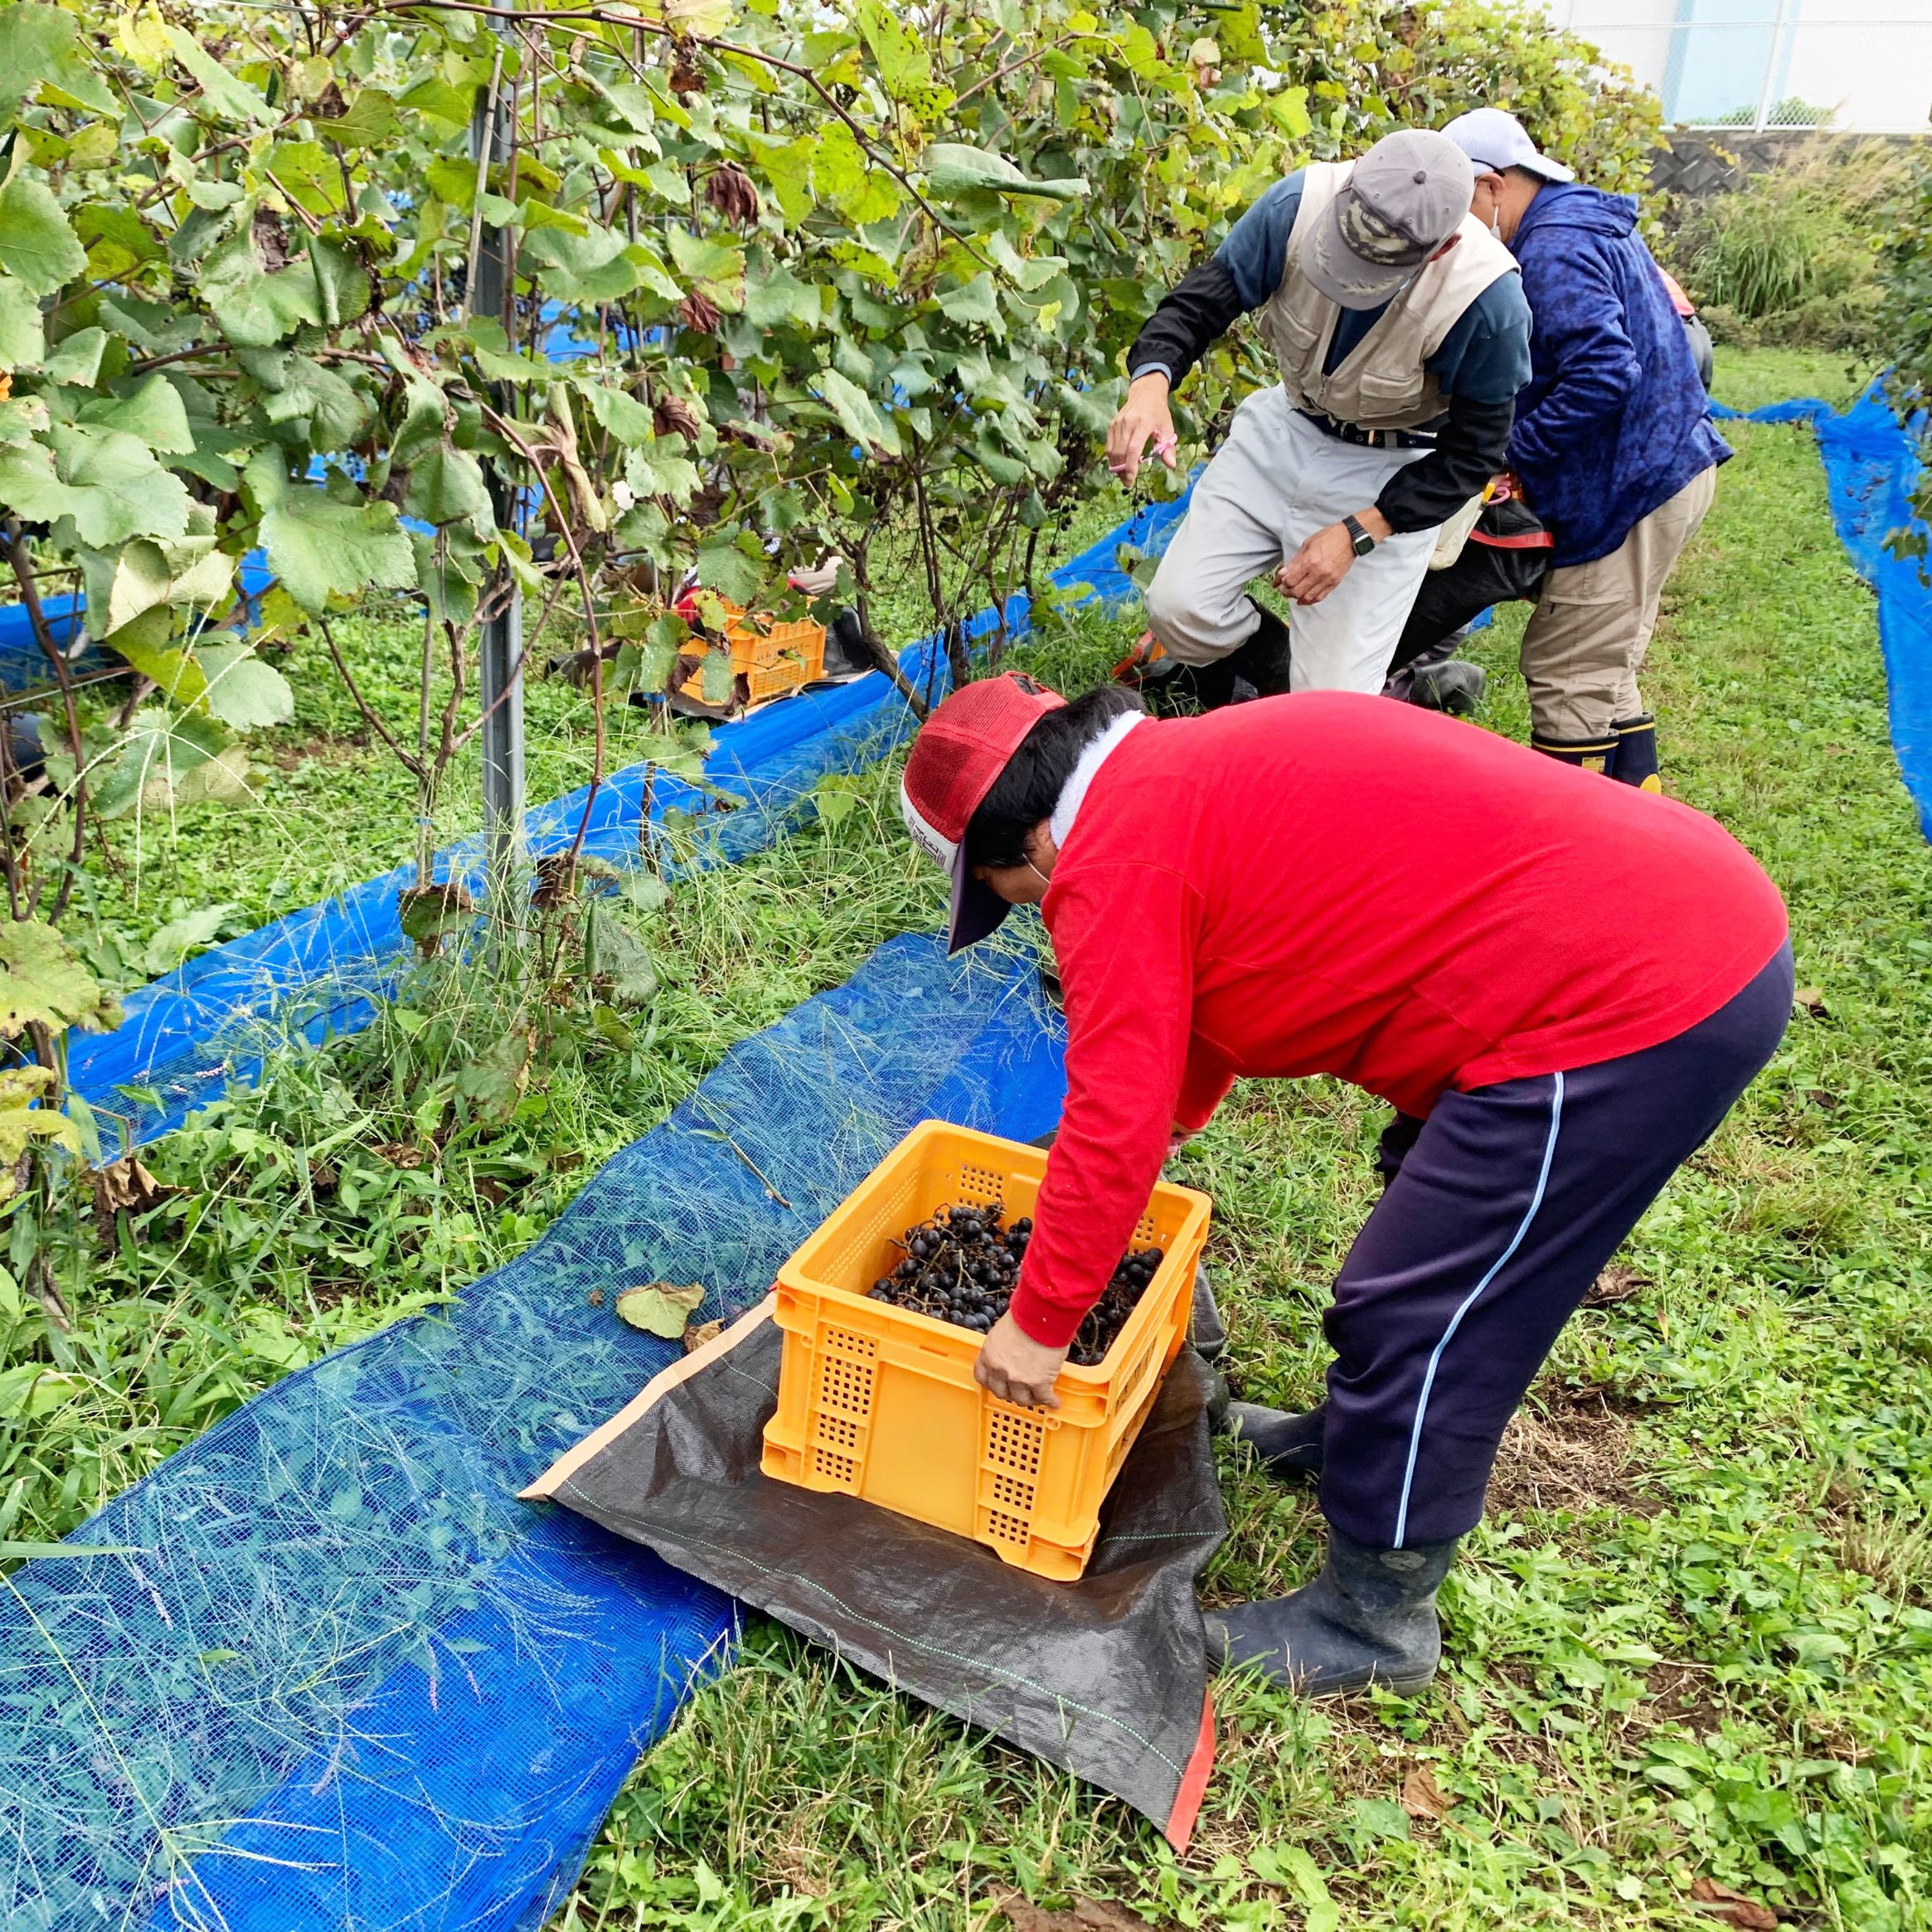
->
<box><xmin>1490</xmin><ymin>206</ymin><xmax>1502</xmax><ymax>238</ymax></box>
<box><xmin>1026</xmin><ymin>858</ymin><xmax>1053</xmax><ymax>891</ymax></box>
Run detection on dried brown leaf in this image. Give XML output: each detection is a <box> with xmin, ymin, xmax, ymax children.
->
<box><xmin>1400</xmin><ymin>1764</ymin><xmax>1449</xmax><ymax>1820</ymax></box>
<box><xmin>703</xmin><ymin>162</ymin><xmax>760</xmax><ymax>224</ymax></box>
<box><xmin>1584</xmin><ymin>1263</ymin><xmax>1650</xmax><ymax>1307</ymax></box>
<box><xmin>1792</xmin><ymin>986</ymin><xmax>1829</xmax><ymax>1018</ymax></box>
<box><xmin>91</xmin><ymin>1154</ymin><xmax>168</xmax><ymax>1216</ymax></box>
<box><xmin>1691</xmin><ymin>1876</ymin><xmax>1779</xmax><ymax>1929</ymax></box>
<box><xmin>684</xmin><ymin>1317</ymin><xmax>726</xmax><ymax>1354</ymax></box>
<box><xmin>678</xmin><ymin>289</ymin><xmax>722</xmax><ymax>333</ymax></box>
<box><xmin>653</xmin><ymin>392</ymin><xmax>703</xmax><ymax>440</ymax></box>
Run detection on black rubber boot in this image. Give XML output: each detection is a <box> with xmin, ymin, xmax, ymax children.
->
<box><xmin>1410</xmin><ymin>656</ymin><xmax>1488</xmax><ymax>716</ymax></box>
<box><xmin>1530</xmin><ymin>730</ymin><xmax>1618</xmax><ymax>775</ymax></box>
<box><xmin>1216</xmin><ymin>603</ymin><xmax>1294</xmax><ymax>698</ymax></box>
<box><xmin>1138</xmin><ymin>603</ymin><xmax>1290</xmax><ymax>714</ymax></box>
<box><xmin>1222</xmin><ymin>1400</ymin><xmax>1326</xmax><ymax>1476</ymax></box>
<box><xmin>1388</xmin><ymin>627</ymin><xmax>1484</xmax><ymax>715</ymax></box>
<box><xmin>1610</xmin><ymin>713</ymin><xmax>1662</xmax><ymax>792</ymax></box>
<box><xmin>1205</xmin><ymin>1526</ymin><xmax>1458</xmax><ymax>1697</ymax></box>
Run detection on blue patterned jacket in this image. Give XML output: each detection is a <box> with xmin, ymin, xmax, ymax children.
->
<box><xmin>1507</xmin><ymin>183</ymin><xmax>1731</xmax><ymax>568</ymax></box>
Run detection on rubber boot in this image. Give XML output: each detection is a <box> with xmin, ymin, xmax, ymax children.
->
<box><xmin>1610</xmin><ymin>713</ymin><xmax>1662</xmax><ymax>792</ymax></box>
<box><xmin>1530</xmin><ymin>729</ymin><xmax>1618</xmax><ymax>775</ymax></box>
<box><xmin>1139</xmin><ymin>603</ymin><xmax>1289</xmax><ymax>715</ymax></box>
<box><xmin>1216</xmin><ymin>603</ymin><xmax>1294</xmax><ymax>699</ymax></box>
<box><xmin>1223</xmin><ymin>1400</ymin><xmax>1326</xmax><ymax>1476</ymax></box>
<box><xmin>1205</xmin><ymin>1526</ymin><xmax>1459</xmax><ymax>1697</ymax></box>
<box><xmin>1410</xmin><ymin>657</ymin><xmax>1488</xmax><ymax>716</ymax></box>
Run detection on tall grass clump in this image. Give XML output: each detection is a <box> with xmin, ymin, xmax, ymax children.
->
<box><xmin>1665</xmin><ymin>138</ymin><xmax>1911</xmax><ymax>354</ymax></box>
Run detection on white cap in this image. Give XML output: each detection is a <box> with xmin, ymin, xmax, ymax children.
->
<box><xmin>1439</xmin><ymin>108</ymin><xmax>1575</xmax><ymax>184</ymax></box>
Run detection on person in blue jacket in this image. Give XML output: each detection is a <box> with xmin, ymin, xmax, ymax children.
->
<box><xmin>1441</xmin><ymin>109</ymin><xmax>1731</xmax><ymax>789</ymax></box>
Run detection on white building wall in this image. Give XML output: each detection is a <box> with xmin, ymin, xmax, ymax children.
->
<box><xmin>1545</xmin><ymin>0</ymin><xmax>1932</xmax><ymax>132</ymax></box>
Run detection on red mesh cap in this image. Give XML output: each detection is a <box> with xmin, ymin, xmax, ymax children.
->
<box><xmin>900</xmin><ymin>672</ymin><xmax>1066</xmax><ymax>952</ymax></box>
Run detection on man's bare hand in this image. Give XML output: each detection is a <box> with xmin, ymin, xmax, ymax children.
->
<box><xmin>1106</xmin><ymin>374</ymin><xmax>1179</xmax><ymax>488</ymax></box>
<box><xmin>1274</xmin><ymin>522</ymin><xmax>1358</xmax><ymax>605</ymax></box>
<box><xmin>974</xmin><ymin>1309</ymin><xmax>1068</xmax><ymax>1410</ymax></box>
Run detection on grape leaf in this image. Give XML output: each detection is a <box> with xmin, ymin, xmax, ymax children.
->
<box><xmin>744</xmin><ymin>265</ymin><xmax>822</xmax><ymax>331</ymax></box>
<box><xmin>164</xmin><ymin>25</ymin><xmax>275</xmax><ymax>124</ymax></box>
<box><xmin>0</xmin><ymin>278</ymin><xmax>43</xmax><ymax>371</ymax></box>
<box><xmin>694</xmin><ymin>536</ymin><xmax>765</xmax><ymax>606</ymax></box>
<box><xmin>77</xmin><ymin>374</ymin><xmax>196</xmax><ymax>455</ymax></box>
<box><xmin>939</xmin><ymin>272</ymin><xmax>1002</xmax><ymax>329</ymax></box>
<box><xmin>0</xmin><ymin>175</ymin><xmax>85</xmax><ymax>296</ymax></box>
<box><xmin>317</xmin><ymin>90</ymin><xmax>400</xmax><ymax>149</ymax></box>
<box><xmin>614</xmin><ymin>1282</ymin><xmax>706</xmax><ymax>1338</ymax></box>
<box><xmin>0</xmin><ymin>7</ymin><xmax>116</xmax><ymax>124</ymax></box>
<box><xmin>39</xmin><ymin>327</ymin><xmax>104</xmax><ymax>386</ymax></box>
<box><xmin>925</xmin><ymin>144</ymin><xmax>1089</xmax><ymax>202</ymax></box>
<box><xmin>0</xmin><ymin>920</ymin><xmax>123</xmax><ymax>1038</ymax></box>
<box><xmin>259</xmin><ymin>485</ymin><xmax>418</xmax><ymax>614</ymax></box>
<box><xmin>195</xmin><ymin>643</ymin><xmax>295</xmax><ymax>730</ymax></box>
<box><xmin>812</xmin><ymin>366</ymin><xmax>901</xmax><ymax>457</ymax></box>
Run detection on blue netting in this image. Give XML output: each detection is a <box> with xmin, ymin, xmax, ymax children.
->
<box><xmin>6</xmin><ymin>930</ymin><xmax>1069</xmax><ymax>1931</ymax></box>
<box><xmin>64</xmin><ymin>489</ymin><xmax>1191</xmax><ymax>1156</ymax></box>
<box><xmin>1712</xmin><ymin>386</ymin><xmax>1931</xmax><ymax>840</ymax></box>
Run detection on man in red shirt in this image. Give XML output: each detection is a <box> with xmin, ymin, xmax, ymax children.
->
<box><xmin>900</xmin><ymin>673</ymin><xmax>1789</xmax><ymax>1696</ymax></box>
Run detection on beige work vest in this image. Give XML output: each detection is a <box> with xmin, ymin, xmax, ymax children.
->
<box><xmin>1261</xmin><ymin>160</ymin><xmax>1517</xmax><ymax>433</ymax></box>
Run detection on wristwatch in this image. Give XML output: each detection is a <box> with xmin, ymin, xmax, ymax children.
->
<box><xmin>1342</xmin><ymin>514</ymin><xmax>1377</xmax><ymax>558</ymax></box>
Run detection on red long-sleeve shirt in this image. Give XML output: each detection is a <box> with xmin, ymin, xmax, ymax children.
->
<box><xmin>1009</xmin><ymin>694</ymin><xmax>1788</xmax><ymax>1347</ymax></box>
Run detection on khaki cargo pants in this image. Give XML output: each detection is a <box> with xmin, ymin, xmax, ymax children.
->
<box><xmin>1520</xmin><ymin>465</ymin><xmax>1718</xmax><ymax>741</ymax></box>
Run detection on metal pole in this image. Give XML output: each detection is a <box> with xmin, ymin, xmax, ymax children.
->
<box><xmin>469</xmin><ymin>33</ymin><xmax>525</xmax><ymax>896</ymax></box>
<box><xmin>1753</xmin><ymin>0</ymin><xmax>1793</xmax><ymax>132</ymax></box>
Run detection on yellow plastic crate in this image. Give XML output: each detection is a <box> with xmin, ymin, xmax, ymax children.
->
<box><xmin>676</xmin><ymin>601</ymin><xmax>828</xmax><ymax>710</ymax></box>
<box><xmin>761</xmin><ymin>1121</ymin><xmax>1213</xmax><ymax>1581</ymax></box>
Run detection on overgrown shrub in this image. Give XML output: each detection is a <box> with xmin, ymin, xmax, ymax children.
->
<box><xmin>1663</xmin><ymin>138</ymin><xmax>1910</xmax><ymax>353</ymax></box>
<box><xmin>1878</xmin><ymin>145</ymin><xmax>1932</xmax><ymax>531</ymax></box>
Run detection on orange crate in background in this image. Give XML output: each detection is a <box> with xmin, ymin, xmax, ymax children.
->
<box><xmin>676</xmin><ymin>599</ymin><xmax>827</xmax><ymax>709</ymax></box>
<box><xmin>760</xmin><ymin>1121</ymin><xmax>1213</xmax><ymax>1581</ymax></box>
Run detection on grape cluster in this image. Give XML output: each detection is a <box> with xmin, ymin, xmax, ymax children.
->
<box><xmin>868</xmin><ymin>1202</ymin><xmax>1166</xmax><ymax>1368</ymax></box>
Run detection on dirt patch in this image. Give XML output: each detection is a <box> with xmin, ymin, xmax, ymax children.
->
<box><xmin>272</xmin><ymin>731</ymin><xmax>371</xmax><ymax>772</ymax></box>
<box><xmin>1485</xmin><ymin>1386</ymin><xmax>1658</xmax><ymax>1521</ymax></box>
<box><xmin>1641</xmin><ymin>1660</ymin><xmax>1729</xmax><ymax>1739</ymax></box>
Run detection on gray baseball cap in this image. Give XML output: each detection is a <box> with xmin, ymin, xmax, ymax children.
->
<box><xmin>1303</xmin><ymin>129</ymin><xmax>1478</xmax><ymax>313</ymax></box>
<box><xmin>1440</xmin><ymin>108</ymin><xmax>1576</xmax><ymax>184</ymax></box>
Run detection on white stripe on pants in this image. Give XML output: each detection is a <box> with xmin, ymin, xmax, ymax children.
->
<box><xmin>1144</xmin><ymin>386</ymin><xmax>1442</xmax><ymax>694</ymax></box>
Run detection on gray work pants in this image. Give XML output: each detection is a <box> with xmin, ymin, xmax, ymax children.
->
<box><xmin>1144</xmin><ymin>386</ymin><xmax>1442</xmax><ymax>693</ymax></box>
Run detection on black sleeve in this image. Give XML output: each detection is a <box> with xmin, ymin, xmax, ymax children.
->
<box><xmin>1123</xmin><ymin>260</ymin><xmax>1246</xmax><ymax>392</ymax></box>
<box><xmin>1374</xmin><ymin>396</ymin><xmax>1517</xmax><ymax>535</ymax></box>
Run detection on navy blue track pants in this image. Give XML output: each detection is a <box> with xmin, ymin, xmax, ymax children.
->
<box><xmin>1320</xmin><ymin>939</ymin><xmax>1793</xmax><ymax>1550</ymax></box>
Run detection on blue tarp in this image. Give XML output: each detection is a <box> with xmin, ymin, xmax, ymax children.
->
<box><xmin>65</xmin><ymin>490</ymin><xmax>1192</xmax><ymax>1155</ymax></box>
<box><xmin>4</xmin><ymin>932</ymin><xmax>1070</xmax><ymax>1931</ymax></box>
<box><xmin>1712</xmin><ymin>386</ymin><xmax>1931</xmax><ymax>840</ymax></box>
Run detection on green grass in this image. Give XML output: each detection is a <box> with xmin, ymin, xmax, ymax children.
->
<box><xmin>61</xmin><ymin>502</ymin><xmax>1137</xmax><ymax>994</ymax></box>
<box><xmin>551</xmin><ymin>355</ymin><xmax>1932</xmax><ymax>1931</ymax></box>
<box><xmin>12</xmin><ymin>345</ymin><xmax>1931</xmax><ymax>1929</ymax></box>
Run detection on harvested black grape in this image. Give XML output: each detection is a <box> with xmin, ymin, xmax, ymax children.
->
<box><xmin>865</xmin><ymin>1202</ymin><xmax>1164</xmax><ymax>1367</ymax></box>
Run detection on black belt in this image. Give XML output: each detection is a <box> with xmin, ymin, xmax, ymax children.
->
<box><xmin>1298</xmin><ymin>410</ymin><xmax>1439</xmax><ymax>451</ymax></box>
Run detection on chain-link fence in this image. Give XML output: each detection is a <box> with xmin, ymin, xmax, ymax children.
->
<box><xmin>1553</xmin><ymin>2</ymin><xmax>1932</xmax><ymax>135</ymax></box>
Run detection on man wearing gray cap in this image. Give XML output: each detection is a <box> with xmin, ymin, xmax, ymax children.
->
<box><xmin>1440</xmin><ymin>107</ymin><xmax>1731</xmax><ymax>789</ymax></box>
<box><xmin>1105</xmin><ymin>129</ymin><xmax>1531</xmax><ymax>707</ymax></box>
